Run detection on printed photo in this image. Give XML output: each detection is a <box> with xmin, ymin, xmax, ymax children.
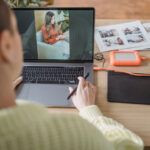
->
<box><xmin>143</xmin><ymin>23</ymin><xmax>150</xmax><ymax>35</ymax></box>
<box><xmin>95</xmin><ymin>21</ymin><xmax>150</xmax><ymax>52</ymax></box>
<box><xmin>34</xmin><ymin>10</ymin><xmax>70</xmax><ymax>60</ymax></box>
<box><xmin>99</xmin><ymin>29</ymin><xmax>118</xmax><ymax>38</ymax></box>
<box><xmin>125</xmin><ymin>34</ymin><xmax>146</xmax><ymax>43</ymax></box>
<box><xmin>103</xmin><ymin>37</ymin><xmax>124</xmax><ymax>47</ymax></box>
<box><xmin>123</xmin><ymin>27</ymin><xmax>142</xmax><ymax>35</ymax></box>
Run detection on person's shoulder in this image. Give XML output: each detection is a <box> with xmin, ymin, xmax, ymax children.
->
<box><xmin>0</xmin><ymin>100</ymin><xmax>46</xmax><ymax>124</ymax></box>
<box><xmin>14</xmin><ymin>100</ymin><xmax>46</xmax><ymax>115</ymax></box>
<box><xmin>16</xmin><ymin>100</ymin><xmax>45</xmax><ymax>109</ymax></box>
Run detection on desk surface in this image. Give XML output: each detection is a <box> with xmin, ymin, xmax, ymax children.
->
<box><xmin>47</xmin><ymin>19</ymin><xmax>150</xmax><ymax>146</ymax></box>
<box><xmin>52</xmin><ymin>0</ymin><xmax>150</xmax><ymax>19</ymax></box>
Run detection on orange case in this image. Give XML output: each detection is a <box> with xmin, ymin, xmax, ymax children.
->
<box><xmin>109</xmin><ymin>51</ymin><xmax>141</xmax><ymax>66</ymax></box>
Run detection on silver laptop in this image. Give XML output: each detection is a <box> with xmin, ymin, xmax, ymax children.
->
<box><xmin>14</xmin><ymin>8</ymin><xmax>95</xmax><ymax>107</ymax></box>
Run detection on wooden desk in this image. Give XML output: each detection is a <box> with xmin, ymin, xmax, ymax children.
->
<box><xmin>48</xmin><ymin>19</ymin><xmax>150</xmax><ymax>146</ymax></box>
<box><xmin>52</xmin><ymin>0</ymin><xmax>150</xmax><ymax>19</ymax></box>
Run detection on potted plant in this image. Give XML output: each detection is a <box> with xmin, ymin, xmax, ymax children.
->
<box><xmin>6</xmin><ymin>0</ymin><xmax>53</xmax><ymax>7</ymax></box>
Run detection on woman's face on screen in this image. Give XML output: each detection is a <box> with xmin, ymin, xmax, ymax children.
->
<box><xmin>51</xmin><ymin>16</ymin><xmax>55</xmax><ymax>25</ymax></box>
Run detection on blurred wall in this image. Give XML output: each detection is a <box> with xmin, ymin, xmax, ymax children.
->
<box><xmin>34</xmin><ymin>11</ymin><xmax>46</xmax><ymax>31</ymax></box>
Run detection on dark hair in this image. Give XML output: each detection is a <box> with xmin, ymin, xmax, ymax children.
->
<box><xmin>45</xmin><ymin>11</ymin><xmax>58</xmax><ymax>37</ymax></box>
<box><xmin>0</xmin><ymin>0</ymin><xmax>12</xmax><ymax>34</ymax></box>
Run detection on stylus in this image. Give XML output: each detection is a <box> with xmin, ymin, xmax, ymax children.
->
<box><xmin>67</xmin><ymin>72</ymin><xmax>90</xmax><ymax>100</ymax></box>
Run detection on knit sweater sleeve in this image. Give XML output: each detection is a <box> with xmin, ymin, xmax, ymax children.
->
<box><xmin>0</xmin><ymin>101</ymin><xmax>114</xmax><ymax>150</ymax></box>
<box><xmin>80</xmin><ymin>105</ymin><xmax>144</xmax><ymax>150</ymax></box>
<box><xmin>0</xmin><ymin>101</ymin><xmax>144</xmax><ymax>150</ymax></box>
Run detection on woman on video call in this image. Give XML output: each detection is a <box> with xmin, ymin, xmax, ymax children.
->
<box><xmin>41</xmin><ymin>11</ymin><xmax>68</xmax><ymax>45</ymax></box>
<box><xmin>0</xmin><ymin>0</ymin><xmax>144</xmax><ymax>150</ymax></box>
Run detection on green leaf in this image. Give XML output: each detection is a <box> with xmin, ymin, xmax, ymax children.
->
<box><xmin>63</xmin><ymin>10</ymin><xmax>69</xmax><ymax>16</ymax></box>
<box><xmin>28</xmin><ymin>3</ymin><xmax>39</xmax><ymax>7</ymax></box>
<box><xmin>23</xmin><ymin>0</ymin><xmax>28</xmax><ymax>5</ymax></box>
<box><xmin>58</xmin><ymin>10</ymin><xmax>61</xmax><ymax>15</ymax></box>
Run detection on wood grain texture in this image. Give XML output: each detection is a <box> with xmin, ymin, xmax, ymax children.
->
<box><xmin>50</xmin><ymin>0</ymin><xmax>150</xmax><ymax>19</ymax></box>
<box><xmin>47</xmin><ymin>19</ymin><xmax>150</xmax><ymax>146</ymax></box>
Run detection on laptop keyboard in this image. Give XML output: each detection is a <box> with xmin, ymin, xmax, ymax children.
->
<box><xmin>23</xmin><ymin>66</ymin><xmax>84</xmax><ymax>84</ymax></box>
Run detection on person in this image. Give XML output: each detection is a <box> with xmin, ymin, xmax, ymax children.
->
<box><xmin>124</xmin><ymin>28</ymin><xmax>132</xmax><ymax>35</ymax></box>
<box><xmin>127</xmin><ymin>35</ymin><xmax>144</xmax><ymax>43</ymax></box>
<box><xmin>41</xmin><ymin>11</ymin><xmax>68</xmax><ymax>45</ymax></box>
<box><xmin>104</xmin><ymin>39</ymin><xmax>111</xmax><ymax>46</ymax></box>
<box><xmin>133</xmin><ymin>27</ymin><xmax>141</xmax><ymax>34</ymax></box>
<box><xmin>117</xmin><ymin>37</ymin><xmax>124</xmax><ymax>45</ymax></box>
<box><xmin>41</xmin><ymin>11</ymin><xmax>69</xmax><ymax>58</ymax></box>
<box><xmin>0</xmin><ymin>1</ymin><xmax>144</xmax><ymax>150</ymax></box>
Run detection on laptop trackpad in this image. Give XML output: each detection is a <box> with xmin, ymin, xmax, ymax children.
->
<box><xmin>16</xmin><ymin>84</ymin><xmax>74</xmax><ymax>107</ymax></box>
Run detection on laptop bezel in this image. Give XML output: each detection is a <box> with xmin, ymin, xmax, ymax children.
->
<box><xmin>13</xmin><ymin>7</ymin><xmax>95</xmax><ymax>63</ymax></box>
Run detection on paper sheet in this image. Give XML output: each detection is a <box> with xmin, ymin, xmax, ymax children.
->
<box><xmin>95</xmin><ymin>21</ymin><xmax>150</xmax><ymax>52</ymax></box>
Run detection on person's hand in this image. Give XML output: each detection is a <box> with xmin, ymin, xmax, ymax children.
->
<box><xmin>13</xmin><ymin>76</ymin><xmax>23</xmax><ymax>89</ymax></box>
<box><xmin>56</xmin><ymin>37</ymin><xmax>59</xmax><ymax>40</ymax></box>
<box><xmin>63</xmin><ymin>34</ymin><xmax>69</xmax><ymax>39</ymax></box>
<box><xmin>56</xmin><ymin>35</ymin><xmax>63</xmax><ymax>40</ymax></box>
<box><xmin>69</xmin><ymin>77</ymin><xmax>96</xmax><ymax>111</ymax></box>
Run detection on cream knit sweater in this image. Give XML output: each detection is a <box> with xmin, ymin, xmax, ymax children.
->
<box><xmin>0</xmin><ymin>100</ymin><xmax>143</xmax><ymax>150</ymax></box>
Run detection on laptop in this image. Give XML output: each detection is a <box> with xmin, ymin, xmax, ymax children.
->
<box><xmin>14</xmin><ymin>8</ymin><xmax>95</xmax><ymax>107</ymax></box>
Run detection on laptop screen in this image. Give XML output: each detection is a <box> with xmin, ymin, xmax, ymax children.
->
<box><xmin>14</xmin><ymin>8</ymin><xmax>94</xmax><ymax>62</ymax></box>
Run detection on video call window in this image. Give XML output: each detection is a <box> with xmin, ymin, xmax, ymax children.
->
<box><xmin>35</xmin><ymin>10</ymin><xmax>70</xmax><ymax>60</ymax></box>
<box><xmin>14</xmin><ymin>9</ymin><xmax>94</xmax><ymax>61</ymax></box>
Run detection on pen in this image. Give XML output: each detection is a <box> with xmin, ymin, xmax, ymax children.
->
<box><xmin>67</xmin><ymin>72</ymin><xmax>90</xmax><ymax>100</ymax></box>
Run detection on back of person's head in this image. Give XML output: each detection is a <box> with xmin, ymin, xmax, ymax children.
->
<box><xmin>45</xmin><ymin>11</ymin><xmax>55</xmax><ymax>26</ymax></box>
<box><xmin>0</xmin><ymin>0</ymin><xmax>12</xmax><ymax>34</ymax></box>
<box><xmin>45</xmin><ymin>11</ymin><xmax>58</xmax><ymax>36</ymax></box>
<box><xmin>0</xmin><ymin>0</ymin><xmax>23</xmax><ymax>81</ymax></box>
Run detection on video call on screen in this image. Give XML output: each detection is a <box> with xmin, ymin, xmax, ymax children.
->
<box><xmin>14</xmin><ymin>9</ymin><xmax>94</xmax><ymax>61</ymax></box>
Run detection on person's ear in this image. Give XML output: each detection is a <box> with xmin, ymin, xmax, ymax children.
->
<box><xmin>0</xmin><ymin>30</ymin><xmax>14</xmax><ymax>63</ymax></box>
